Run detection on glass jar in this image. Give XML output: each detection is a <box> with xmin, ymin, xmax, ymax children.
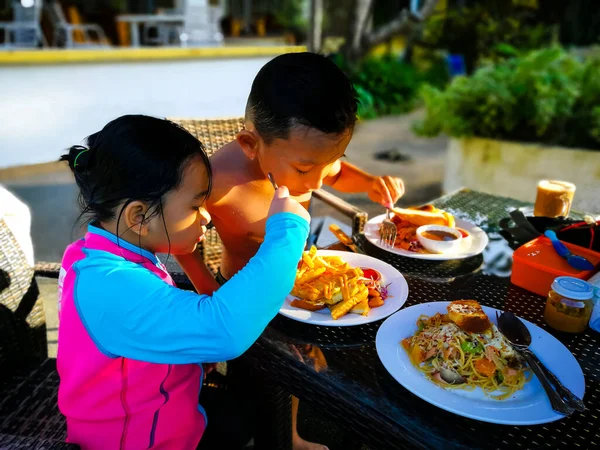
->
<box><xmin>544</xmin><ymin>276</ymin><xmax>594</xmax><ymax>333</ymax></box>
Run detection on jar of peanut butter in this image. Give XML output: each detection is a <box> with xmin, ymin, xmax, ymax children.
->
<box><xmin>544</xmin><ymin>277</ymin><xmax>594</xmax><ymax>333</ymax></box>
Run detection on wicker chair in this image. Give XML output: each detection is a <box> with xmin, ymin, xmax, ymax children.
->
<box><xmin>0</xmin><ymin>218</ymin><xmax>79</xmax><ymax>448</ymax></box>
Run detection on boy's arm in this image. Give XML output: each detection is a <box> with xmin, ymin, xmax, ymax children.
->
<box><xmin>174</xmin><ymin>251</ymin><xmax>220</xmax><ymax>295</ymax></box>
<box><xmin>324</xmin><ymin>160</ymin><xmax>405</xmax><ymax>208</ymax></box>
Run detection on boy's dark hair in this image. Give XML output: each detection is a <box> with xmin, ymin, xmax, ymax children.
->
<box><xmin>245</xmin><ymin>52</ymin><xmax>358</xmax><ymax>143</ymax></box>
<box><xmin>60</xmin><ymin>115</ymin><xmax>211</xmax><ymax>228</ymax></box>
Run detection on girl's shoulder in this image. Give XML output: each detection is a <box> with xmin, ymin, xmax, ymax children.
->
<box><xmin>73</xmin><ymin>247</ymin><xmax>158</xmax><ymax>284</ymax></box>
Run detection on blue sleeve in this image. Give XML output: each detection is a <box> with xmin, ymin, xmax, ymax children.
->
<box><xmin>75</xmin><ymin>212</ymin><xmax>309</xmax><ymax>364</ymax></box>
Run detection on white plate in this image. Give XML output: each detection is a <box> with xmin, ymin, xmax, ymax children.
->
<box><xmin>364</xmin><ymin>215</ymin><xmax>489</xmax><ymax>260</ymax></box>
<box><xmin>279</xmin><ymin>250</ymin><xmax>409</xmax><ymax>326</ymax></box>
<box><xmin>376</xmin><ymin>302</ymin><xmax>586</xmax><ymax>425</ymax></box>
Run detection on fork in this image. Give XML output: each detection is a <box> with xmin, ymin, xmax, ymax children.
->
<box><xmin>379</xmin><ymin>208</ymin><xmax>397</xmax><ymax>248</ymax></box>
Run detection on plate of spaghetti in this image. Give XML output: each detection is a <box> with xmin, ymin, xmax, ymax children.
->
<box><xmin>376</xmin><ymin>301</ymin><xmax>585</xmax><ymax>425</ymax></box>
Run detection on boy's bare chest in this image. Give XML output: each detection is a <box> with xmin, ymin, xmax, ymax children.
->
<box><xmin>211</xmin><ymin>192</ymin><xmax>271</xmax><ymax>242</ymax></box>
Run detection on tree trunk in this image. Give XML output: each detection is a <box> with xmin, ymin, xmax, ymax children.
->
<box><xmin>342</xmin><ymin>0</ymin><xmax>373</xmax><ymax>64</ymax></box>
<box><xmin>308</xmin><ymin>0</ymin><xmax>324</xmax><ymax>53</ymax></box>
<box><xmin>341</xmin><ymin>0</ymin><xmax>440</xmax><ymax>65</ymax></box>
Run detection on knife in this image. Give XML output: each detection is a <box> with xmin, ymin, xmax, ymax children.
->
<box><xmin>328</xmin><ymin>224</ymin><xmax>365</xmax><ymax>254</ymax></box>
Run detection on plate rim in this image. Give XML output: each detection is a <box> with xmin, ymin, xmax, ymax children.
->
<box><xmin>279</xmin><ymin>250</ymin><xmax>409</xmax><ymax>327</ymax></box>
<box><xmin>375</xmin><ymin>301</ymin><xmax>586</xmax><ymax>425</ymax></box>
<box><xmin>364</xmin><ymin>215</ymin><xmax>489</xmax><ymax>260</ymax></box>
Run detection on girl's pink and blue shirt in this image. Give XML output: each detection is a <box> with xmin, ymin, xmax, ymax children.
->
<box><xmin>57</xmin><ymin>213</ymin><xmax>308</xmax><ymax>449</ymax></box>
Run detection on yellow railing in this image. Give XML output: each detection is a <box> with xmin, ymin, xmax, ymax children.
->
<box><xmin>0</xmin><ymin>46</ymin><xmax>307</xmax><ymax>65</ymax></box>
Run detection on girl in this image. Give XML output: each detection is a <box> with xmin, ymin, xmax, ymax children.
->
<box><xmin>57</xmin><ymin>115</ymin><xmax>309</xmax><ymax>449</ymax></box>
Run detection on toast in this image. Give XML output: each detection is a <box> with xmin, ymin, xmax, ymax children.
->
<box><xmin>290</xmin><ymin>299</ymin><xmax>326</xmax><ymax>311</ymax></box>
<box><xmin>447</xmin><ymin>300</ymin><xmax>491</xmax><ymax>333</ymax></box>
<box><xmin>350</xmin><ymin>299</ymin><xmax>370</xmax><ymax>316</ymax></box>
<box><xmin>391</xmin><ymin>206</ymin><xmax>455</xmax><ymax>228</ymax></box>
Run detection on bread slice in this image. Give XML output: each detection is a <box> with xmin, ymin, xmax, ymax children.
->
<box><xmin>443</xmin><ymin>211</ymin><xmax>455</xmax><ymax>228</ymax></box>
<box><xmin>447</xmin><ymin>300</ymin><xmax>491</xmax><ymax>333</ymax></box>
<box><xmin>290</xmin><ymin>299</ymin><xmax>326</xmax><ymax>311</ymax></box>
<box><xmin>391</xmin><ymin>207</ymin><xmax>452</xmax><ymax>227</ymax></box>
<box><xmin>350</xmin><ymin>299</ymin><xmax>370</xmax><ymax>316</ymax></box>
<box><xmin>413</xmin><ymin>204</ymin><xmax>436</xmax><ymax>212</ymax></box>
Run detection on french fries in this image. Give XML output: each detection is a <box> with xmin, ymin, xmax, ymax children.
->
<box><xmin>291</xmin><ymin>247</ymin><xmax>385</xmax><ymax>320</ymax></box>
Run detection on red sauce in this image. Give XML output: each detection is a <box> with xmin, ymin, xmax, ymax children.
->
<box><xmin>361</xmin><ymin>268</ymin><xmax>381</xmax><ymax>281</ymax></box>
<box><xmin>457</xmin><ymin>228</ymin><xmax>469</xmax><ymax>238</ymax></box>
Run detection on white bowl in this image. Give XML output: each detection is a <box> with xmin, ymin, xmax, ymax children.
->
<box><xmin>416</xmin><ymin>225</ymin><xmax>463</xmax><ymax>254</ymax></box>
<box><xmin>456</xmin><ymin>227</ymin><xmax>472</xmax><ymax>247</ymax></box>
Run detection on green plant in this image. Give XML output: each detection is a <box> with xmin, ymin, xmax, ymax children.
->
<box><xmin>335</xmin><ymin>54</ymin><xmax>449</xmax><ymax>120</ymax></box>
<box><xmin>274</xmin><ymin>0</ymin><xmax>307</xmax><ymax>32</ymax></box>
<box><xmin>354</xmin><ymin>85</ymin><xmax>377</xmax><ymax>120</ymax></box>
<box><xmin>421</xmin><ymin>4</ymin><xmax>556</xmax><ymax>73</ymax></box>
<box><xmin>413</xmin><ymin>47</ymin><xmax>600</xmax><ymax>150</ymax></box>
<box><xmin>353</xmin><ymin>57</ymin><xmax>421</xmax><ymax>116</ymax></box>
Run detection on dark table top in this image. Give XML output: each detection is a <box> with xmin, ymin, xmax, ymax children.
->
<box><xmin>171</xmin><ymin>189</ymin><xmax>600</xmax><ymax>450</ymax></box>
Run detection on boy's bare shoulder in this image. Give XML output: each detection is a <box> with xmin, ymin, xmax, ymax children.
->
<box><xmin>208</xmin><ymin>141</ymin><xmax>251</xmax><ymax>202</ymax></box>
<box><xmin>210</xmin><ymin>140</ymin><xmax>244</xmax><ymax>172</ymax></box>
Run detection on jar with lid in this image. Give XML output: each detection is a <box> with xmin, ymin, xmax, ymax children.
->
<box><xmin>544</xmin><ymin>276</ymin><xmax>594</xmax><ymax>333</ymax></box>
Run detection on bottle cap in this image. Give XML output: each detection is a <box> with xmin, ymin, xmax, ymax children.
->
<box><xmin>551</xmin><ymin>276</ymin><xmax>594</xmax><ymax>300</ymax></box>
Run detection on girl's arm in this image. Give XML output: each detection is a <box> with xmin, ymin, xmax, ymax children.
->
<box><xmin>74</xmin><ymin>212</ymin><xmax>308</xmax><ymax>364</ymax></box>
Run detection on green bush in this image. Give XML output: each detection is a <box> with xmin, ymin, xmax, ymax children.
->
<box><xmin>421</xmin><ymin>4</ymin><xmax>557</xmax><ymax>72</ymax></box>
<box><xmin>335</xmin><ymin>55</ymin><xmax>449</xmax><ymax>120</ymax></box>
<box><xmin>353</xmin><ymin>57</ymin><xmax>422</xmax><ymax>117</ymax></box>
<box><xmin>413</xmin><ymin>47</ymin><xmax>600</xmax><ymax>150</ymax></box>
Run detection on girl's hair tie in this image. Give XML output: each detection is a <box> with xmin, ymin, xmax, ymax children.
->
<box><xmin>73</xmin><ymin>148</ymin><xmax>90</xmax><ymax>168</ymax></box>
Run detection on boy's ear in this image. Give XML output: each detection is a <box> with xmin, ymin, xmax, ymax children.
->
<box><xmin>123</xmin><ymin>201</ymin><xmax>150</xmax><ymax>237</ymax></box>
<box><xmin>236</xmin><ymin>129</ymin><xmax>260</xmax><ymax>160</ymax></box>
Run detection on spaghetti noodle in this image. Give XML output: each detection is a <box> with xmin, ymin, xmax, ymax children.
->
<box><xmin>401</xmin><ymin>312</ymin><xmax>531</xmax><ymax>400</ymax></box>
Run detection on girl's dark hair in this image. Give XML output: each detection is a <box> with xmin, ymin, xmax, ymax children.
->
<box><xmin>61</xmin><ymin>115</ymin><xmax>212</xmax><ymax>229</ymax></box>
<box><xmin>245</xmin><ymin>52</ymin><xmax>358</xmax><ymax>143</ymax></box>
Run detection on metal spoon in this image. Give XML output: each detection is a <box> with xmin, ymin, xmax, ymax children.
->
<box><xmin>267</xmin><ymin>172</ymin><xmax>278</xmax><ymax>190</ymax></box>
<box><xmin>497</xmin><ymin>311</ymin><xmax>584</xmax><ymax>414</ymax></box>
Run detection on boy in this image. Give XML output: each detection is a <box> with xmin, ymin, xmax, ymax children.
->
<box><xmin>178</xmin><ymin>52</ymin><xmax>405</xmax><ymax>450</ymax></box>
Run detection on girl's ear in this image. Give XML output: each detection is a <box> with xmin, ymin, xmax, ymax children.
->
<box><xmin>236</xmin><ymin>128</ymin><xmax>261</xmax><ymax>160</ymax></box>
<box><xmin>123</xmin><ymin>201</ymin><xmax>150</xmax><ymax>236</ymax></box>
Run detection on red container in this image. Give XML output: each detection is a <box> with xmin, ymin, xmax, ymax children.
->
<box><xmin>511</xmin><ymin>236</ymin><xmax>600</xmax><ymax>297</ymax></box>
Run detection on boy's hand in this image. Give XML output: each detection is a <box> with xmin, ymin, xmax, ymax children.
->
<box><xmin>368</xmin><ymin>176</ymin><xmax>405</xmax><ymax>209</ymax></box>
<box><xmin>268</xmin><ymin>186</ymin><xmax>311</xmax><ymax>223</ymax></box>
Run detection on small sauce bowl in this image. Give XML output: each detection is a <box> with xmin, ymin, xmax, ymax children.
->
<box><xmin>360</xmin><ymin>267</ymin><xmax>382</xmax><ymax>281</ymax></box>
<box><xmin>416</xmin><ymin>225</ymin><xmax>463</xmax><ymax>254</ymax></box>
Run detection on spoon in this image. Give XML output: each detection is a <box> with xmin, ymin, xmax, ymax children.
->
<box><xmin>497</xmin><ymin>311</ymin><xmax>584</xmax><ymax>414</ymax></box>
<box><xmin>267</xmin><ymin>172</ymin><xmax>278</xmax><ymax>190</ymax></box>
<box><xmin>544</xmin><ymin>230</ymin><xmax>595</xmax><ymax>271</ymax></box>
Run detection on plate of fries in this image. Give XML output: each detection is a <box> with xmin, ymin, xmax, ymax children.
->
<box><xmin>279</xmin><ymin>248</ymin><xmax>409</xmax><ymax>326</ymax></box>
<box><xmin>364</xmin><ymin>205</ymin><xmax>488</xmax><ymax>260</ymax></box>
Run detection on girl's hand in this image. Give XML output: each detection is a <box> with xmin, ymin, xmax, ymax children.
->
<box><xmin>368</xmin><ymin>176</ymin><xmax>405</xmax><ymax>209</ymax></box>
<box><xmin>268</xmin><ymin>186</ymin><xmax>311</xmax><ymax>222</ymax></box>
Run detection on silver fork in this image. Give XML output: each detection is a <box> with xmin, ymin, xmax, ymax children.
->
<box><xmin>379</xmin><ymin>208</ymin><xmax>397</xmax><ymax>248</ymax></box>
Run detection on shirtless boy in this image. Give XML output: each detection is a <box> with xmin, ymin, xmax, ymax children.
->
<box><xmin>178</xmin><ymin>52</ymin><xmax>405</xmax><ymax>450</ymax></box>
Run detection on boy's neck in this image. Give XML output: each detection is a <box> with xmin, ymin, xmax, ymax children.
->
<box><xmin>243</xmin><ymin>146</ymin><xmax>268</xmax><ymax>181</ymax></box>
